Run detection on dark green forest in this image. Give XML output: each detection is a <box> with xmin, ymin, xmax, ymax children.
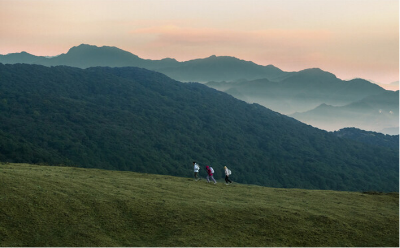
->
<box><xmin>0</xmin><ymin>63</ymin><xmax>398</xmax><ymax>192</ymax></box>
<box><xmin>333</xmin><ymin>128</ymin><xmax>399</xmax><ymax>150</ymax></box>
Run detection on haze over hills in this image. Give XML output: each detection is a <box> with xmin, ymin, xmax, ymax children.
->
<box><xmin>207</xmin><ymin>70</ymin><xmax>387</xmax><ymax>114</ymax></box>
<box><xmin>380</xmin><ymin>127</ymin><xmax>400</xmax><ymax>135</ymax></box>
<box><xmin>291</xmin><ymin>91</ymin><xmax>399</xmax><ymax>135</ymax></box>
<box><xmin>0</xmin><ymin>63</ymin><xmax>398</xmax><ymax>192</ymax></box>
<box><xmin>206</xmin><ymin>72</ymin><xmax>398</xmax><ymax>134</ymax></box>
<box><xmin>365</xmin><ymin>79</ymin><xmax>399</xmax><ymax>91</ymax></box>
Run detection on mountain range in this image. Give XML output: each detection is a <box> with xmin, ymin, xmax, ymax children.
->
<box><xmin>0</xmin><ymin>63</ymin><xmax>398</xmax><ymax>192</ymax></box>
<box><xmin>0</xmin><ymin>44</ymin><xmax>286</xmax><ymax>82</ymax></box>
<box><xmin>291</xmin><ymin>90</ymin><xmax>399</xmax><ymax>134</ymax></box>
<box><xmin>207</xmin><ymin>74</ymin><xmax>398</xmax><ymax>134</ymax></box>
<box><xmin>0</xmin><ymin>44</ymin><xmax>398</xmax><ymax>134</ymax></box>
<box><xmin>206</xmin><ymin>70</ymin><xmax>386</xmax><ymax>113</ymax></box>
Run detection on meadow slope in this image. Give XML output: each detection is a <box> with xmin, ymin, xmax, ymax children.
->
<box><xmin>0</xmin><ymin>163</ymin><xmax>398</xmax><ymax>247</ymax></box>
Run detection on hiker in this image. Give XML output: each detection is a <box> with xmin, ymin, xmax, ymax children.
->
<box><xmin>193</xmin><ymin>161</ymin><xmax>200</xmax><ymax>180</ymax></box>
<box><xmin>224</xmin><ymin>166</ymin><xmax>232</xmax><ymax>185</ymax></box>
<box><xmin>205</xmin><ymin>165</ymin><xmax>217</xmax><ymax>184</ymax></box>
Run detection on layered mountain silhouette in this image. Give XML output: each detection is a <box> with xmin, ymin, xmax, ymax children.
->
<box><xmin>1</xmin><ymin>44</ymin><xmax>398</xmax><ymax>134</ymax></box>
<box><xmin>291</xmin><ymin>91</ymin><xmax>399</xmax><ymax>135</ymax></box>
<box><xmin>0</xmin><ymin>63</ymin><xmax>398</xmax><ymax>192</ymax></box>
<box><xmin>207</xmin><ymin>69</ymin><xmax>387</xmax><ymax>114</ymax></box>
<box><xmin>0</xmin><ymin>44</ymin><xmax>287</xmax><ymax>82</ymax></box>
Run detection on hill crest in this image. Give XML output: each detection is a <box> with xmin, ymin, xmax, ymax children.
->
<box><xmin>1</xmin><ymin>162</ymin><xmax>398</xmax><ymax>247</ymax></box>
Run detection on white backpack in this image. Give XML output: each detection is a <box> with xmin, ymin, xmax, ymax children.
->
<box><xmin>210</xmin><ymin>167</ymin><xmax>214</xmax><ymax>173</ymax></box>
<box><xmin>227</xmin><ymin>169</ymin><xmax>232</xmax><ymax>175</ymax></box>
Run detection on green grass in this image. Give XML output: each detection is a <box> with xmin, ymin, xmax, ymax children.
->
<box><xmin>0</xmin><ymin>163</ymin><xmax>398</xmax><ymax>247</ymax></box>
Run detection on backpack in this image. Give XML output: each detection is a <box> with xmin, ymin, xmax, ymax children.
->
<box><xmin>227</xmin><ymin>169</ymin><xmax>232</xmax><ymax>175</ymax></box>
<box><xmin>210</xmin><ymin>167</ymin><xmax>214</xmax><ymax>174</ymax></box>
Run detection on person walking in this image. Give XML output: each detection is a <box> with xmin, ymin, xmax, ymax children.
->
<box><xmin>205</xmin><ymin>166</ymin><xmax>217</xmax><ymax>184</ymax></box>
<box><xmin>193</xmin><ymin>161</ymin><xmax>200</xmax><ymax>181</ymax></box>
<box><xmin>224</xmin><ymin>166</ymin><xmax>232</xmax><ymax>185</ymax></box>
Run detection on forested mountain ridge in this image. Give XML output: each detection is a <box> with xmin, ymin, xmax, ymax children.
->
<box><xmin>332</xmin><ymin>128</ymin><xmax>399</xmax><ymax>150</ymax></box>
<box><xmin>0</xmin><ymin>63</ymin><xmax>398</xmax><ymax>192</ymax></box>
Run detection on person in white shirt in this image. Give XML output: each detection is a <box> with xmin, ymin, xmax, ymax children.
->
<box><xmin>193</xmin><ymin>161</ymin><xmax>200</xmax><ymax>181</ymax></box>
<box><xmin>224</xmin><ymin>166</ymin><xmax>232</xmax><ymax>185</ymax></box>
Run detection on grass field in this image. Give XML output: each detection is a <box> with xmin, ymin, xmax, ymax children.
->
<box><xmin>0</xmin><ymin>162</ymin><xmax>398</xmax><ymax>247</ymax></box>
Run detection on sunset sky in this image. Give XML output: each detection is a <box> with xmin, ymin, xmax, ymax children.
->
<box><xmin>0</xmin><ymin>0</ymin><xmax>398</xmax><ymax>84</ymax></box>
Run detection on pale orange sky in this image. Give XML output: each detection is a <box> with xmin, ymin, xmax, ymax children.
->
<box><xmin>0</xmin><ymin>0</ymin><xmax>398</xmax><ymax>84</ymax></box>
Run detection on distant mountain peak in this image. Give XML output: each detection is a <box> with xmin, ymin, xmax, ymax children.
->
<box><xmin>204</xmin><ymin>55</ymin><xmax>241</xmax><ymax>61</ymax></box>
<box><xmin>62</xmin><ymin>44</ymin><xmax>141</xmax><ymax>63</ymax></box>
<box><xmin>160</xmin><ymin>57</ymin><xmax>178</xmax><ymax>62</ymax></box>
<box><xmin>67</xmin><ymin>44</ymin><xmax>123</xmax><ymax>53</ymax></box>
<box><xmin>281</xmin><ymin>67</ymin><xmax>338</xmax><ymax>85</ymax></box>
<box><xmin>298</xmin><ymin>68</ymin><xmax>337</xmax><ymax>78</ymax></box>
<box><xmin>347</xmin><ymin>78</ymin><xmax>372</xmax><ymax>83</ymax></box>
<box><xmin>4</xmin><ymin>51</ymin><xmax>31</xmax><ymax>56</ymax></box>
<box><xmin>75</xmin><ymin>43</ymin><xmax>94</xmax><ymax>48</ymax></box>
<box><xmin>302</xmin><ymin>103</ymin><xmax>335</xmax><ymax>112</ymax></box>
<box><xmin>198</xmin><ymin>54</ymin><xmax>252</xmax><ymax>62</ymax></box>
<box><xmin>67</xmin><ymin>44</ymin><xmax>96</xmax><ymax>52</ymax></box>
<box><xmin>346</xmin><ymin>78</ymin><xmax>384</xmax><ymax>90</ymax></box>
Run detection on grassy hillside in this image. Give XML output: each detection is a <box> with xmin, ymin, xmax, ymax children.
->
<box><xmin>1</xmin><ymin>163</ymin><xmax>398</xmax><ymax>247</ymax></box>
